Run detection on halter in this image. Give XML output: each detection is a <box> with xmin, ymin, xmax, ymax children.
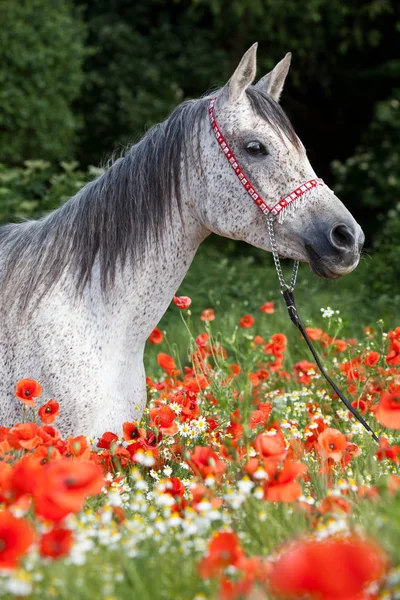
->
<box><xmin>208</xmin><ymin>96</ymin><xmax>379</xmax><ymax>444</ymax></box>
<box><xmin>208</xmin><ymin>96</ymin><xmax>324</xmax><ymax>292</ymax></box>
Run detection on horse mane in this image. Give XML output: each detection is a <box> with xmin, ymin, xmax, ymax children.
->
<box><xmin>0</xmin><ymin>87</ymin><xmax>298</xmax><ymax>310</ymax></box>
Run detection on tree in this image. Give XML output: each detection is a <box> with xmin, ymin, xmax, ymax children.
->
<box><xmin>0</xmin><ymin>0</ymin><xmax>86</xmax><ymax>164</ymax></box>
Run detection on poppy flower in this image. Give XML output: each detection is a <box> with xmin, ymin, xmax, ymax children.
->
<box><xmin>0</xmin><ymin>511</ymin><xmax>35</xmax><ymax>569</ymax></box>
<box><xmin>173</xmin><ymin>295</ymin><xmax>192</xmax><ymax>309</ymax></box>
<box><xmin>149</xmin><ymin>405</ymin><xmax>178</xmax><ymax>435</ymax></box>
<box><xmin>260</xmin><ymin>301</ymin><xmax>274</xmax><ymax>314</ymax></box>
<box><xmin>264</xmin><ymin>459</ymin><xmax>307</xmax><ymax>503</ymax></box>
<box><xmin>66</xmin><ymin>436</ymin><xmax>91</xmax><ymax>460</ymax></box>
<box><xmin>376</xmin><ymin>436</ymin><xmax>400</xmax><ymax>463</ymax></box>
<box><xmin>200</xmin><ymin>308</ymin><xmax>215</xmax><ymax>322</ymax></box>
<box><xmin>375</xmin><ymin>387</ymin><xmax>400</xmax><ymax>429</ymax></box>
<box><xmin>386</xmin><ymin>328</ymin><xmax>400</xmax><ymax>366</ymax></box>
<box><xmin>38</xmin><ymin>425</ymin><xmax>62</xmax><ymax>446</ymax></box>
<box><xmin>97</xmin><ymin>431</ymin><xmax>118</xmax><ymax>449</ymax></box>
<box><xmin>318</xmin><ymin>496</ymin><xmax>351</xmax><ymax>515</ymax></box>
<box><xmin>199</xmin><ymin>531</ymin><xmax>244</xmax><ymax>578</ymax></box>
<box><xmin>294</xmin><ymin>360</ymin><xmax>316</xmax><ymax>385</ymax></box>
<box><xmin>239</xmin><ymin>314</ymin><xmax>255</xmax><ymax>328</ymax></box>
<box><xmin>148</xmin><ymin>328</ymin><xmax>163</xmax><ymax>344</ymax></box>
<box><xmin>189</xmin><ymin>446</ymin><xmax>226</xmax><ymax>479</ymax></box>
<box><xmin>38</xmin><ymin>399</ymin><xmax>60</xmax><ymax>424</ymax></box>
<box><xmin>305</xmin><ymin>327</ymin><xmax>323</xmax><ymax>341</ymax></box>
<box><xmin>8</xmin><ymin>423</ymin><xmax>42</xmax><ymax>450</ymax></box>
<box><xmin>318</xmin><ymin>427</ymin><xmax>347</xmax><ymax>462</ymax></box>
<box><xmin>157</xmin><ymin>353</ymin><xmax>179</xmax><ymax>376</ymax></box>
<box><xmin>40</xmin><ymin>527</ymin><xmax>73</xmax><ymax>559</ymax></box>
<box><xmin>33</xmin><ymin>459</ymin><xmax>105</xmax><ymax>521</ymax></box>
<box><xmin>363</xmin><ymin>351</ymin><xmax>380</xmax><ymax>367</ymax></box>
<box><xmin>255</xmin><ymin>430</ymin><xmax>286</xmax><ymax>463</ymax></box>
<box><xmin>15</xmin><ymin>378</ymin><xmax>43</xmax><ymax>407</ymax></box>
<box><xmin>122</xmin><ymin>421</ymin><xmax>141</xmax><ymax>442</ymax></box>
<box><xmin>268</xmin><ymin>536</ymin><xmax>387</xmax><ymax>599</ymax></box>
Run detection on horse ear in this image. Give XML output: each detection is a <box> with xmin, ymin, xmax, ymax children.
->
<box><xmin>255</xmin><ymin>53</ymin><xmax>291</xmax><ymax>102</ymax></box>
<box><xmin>222</xmin><ymin>43</ymin><xmax>258</xmax><ymax>103</ymax></box>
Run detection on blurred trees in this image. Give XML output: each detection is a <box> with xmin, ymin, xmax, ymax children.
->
<box><xmin>0</xmin><ymin>0</ymin><xmax>399</xmax><ymax>241</ymax></box>
<box><xmin>0</xmin><ymin>0</ymin><xmax>86</xmax><ymax>164</ymax></box>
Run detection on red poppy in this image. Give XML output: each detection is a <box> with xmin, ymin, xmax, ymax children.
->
<box><xmin>0</xmin><ymin>511</ymin><xmax>35</xmax><ymax>569</ymax></box>
<box><xmin>173</xmin><ymin>296</ymin><xmax>192</xmax><ymax>309</ymax></box>
<box><xmin>305</xmin><ymin>327</ymin><xmax>323</xmax><ymax>341</ymax></box>
<box><xmin>294</xmin><ymin>360</ymin><xmax>316</xmax><ymax>385</ymax></box>
<box><xmin>196</xmin><ymin>332</ymin><xmax>209</xmax><ymax>348</ymax></box>
<box><xmin>375</xmin><ymin>387</ymin><xmax>400</xmax><ymax>429</ymax></box>
<box><xmin>33</xmin><ymin>459</ymin><xmax>105</xmax><ymax>521</ymax></box>
<box><xmin>229</xmin><ymin>364</ymin><xmax>241</xmax><ymax>376</ymax></box>
<box><xmin>149</xmin><ymin>405</ymin><xmax>178</xmax><ymax>435</ymax></box>
<box><xmin>157</xmin><ymin>353</ymin><xmax>179</xmax><ymax>376</ymax></box>
<box><xmin>239</xmin><ymin>314</ymin><xmax>255</xmax><ymax>328</ymax></box>
<box><xmin>97</xmin><ymin>431</ymin><xmax>118</xmax><ymax>449</ymax></box>
<box><xmin>376</xmin><ymin>436</ymin><xmax>400</xmax><ymax>463</ymax></box>
<box><xmin>318</xmin><ymin>496</ymin><xmax>351</xmax><ymax>515</ymax></box>
<box><xmin>66</xmin><ymin>436</ymin><xmax>91</xmax><ymax>460</ymax></box>
<box><xmin>264</xmin><ymin>459</ymin><xmax>306</xmax><ymax>503</ymax></box>
<box><xmin>248</xmin><ymin>372</ymin><xmax>259</xmax><ymax>386</ymax></box>
<box><xmin>40</xmin><ymin>527</ymin><xmax>73</xmax><ymax>558</ymax></box>
<box><xmin>38</xmin><ymin>425</ymin><xmax>62</xmax><ymax>446</ymax></box>
<box><xmin>199</xmin><ymin>531</ymin><xmax>243</xmax><ymax>578</ymax></box>
<box><xmin>200</xmin><ymin>308</ymin><xmax>215</xmax><ymax>322</ymax></box>
<box><xmin>268</xmin><ymin>536</ymin><xmax>387</xmax><ymax>599</ymax></box>
<box><xmin>318</xmin><ymin>427</ymin><xmax>347</xmax><ymax>462</ymax></box>
<box><xmin>249</xmin><ymin>403</ymin><xmax>272</xmax><ymax>429</ymax></box>
<box><xmin>386</xmin><ymin>327</ymin><xmax>400</xmax><ymax>366</ymax></box>
<box><xmin>255</xmin><ymin>430</ymin><xmax>286</xmax><ymax>463</ymax></box>
<box><xmin>15</xmin><ymin>378</ymin><xmax>43</xmax><ymax>407</ymax></box>
<box><xmin>363</xmin><ymin>351</ymin><xmax>380</xmax><ymax>367</ymax></box>
<box><xmin>164</xmin><ymin>477</ymin><xmax>185</xmax><ymax>498</ymax></box>
<box><xmin>260</xmin><ymin>301</ymin><xmax>274</xmax><ymax>314</ymax></box>
<box><xmin>8</xmin><ymin>423</ymin><xmax>42</xmax><ymax>450</ymax></box>
<box><xmin>122</xmin><ymin>422</ymin><xmax>140</xmax><ymax>442</ymax></box>
<box><xmin>189</xmin><ymin>446</ymin><xmax>226</xmax><ymax>479</ymax></box>
<box><xmin>148</xmin><ymin>327</ymin><xmax>163</xmax><ymax>344</ymax></box>
<box><xmin>38</xmin><ymin>399</ymin><xmax>60</xmax><ymax>424</ymax></box>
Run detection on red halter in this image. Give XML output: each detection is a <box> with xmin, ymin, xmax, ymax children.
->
<box><xmin>208</xmin><ymin>96</ymin><xmax>323</xmax><ymax>217</ymax></box>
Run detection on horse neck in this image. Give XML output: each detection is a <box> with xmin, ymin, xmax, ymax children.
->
<box><xmin>82</xmin><ymin>193</ymin><xmax>209</xmax><ymax>350</ymax></box>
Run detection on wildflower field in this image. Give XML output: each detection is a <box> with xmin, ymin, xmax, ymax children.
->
<box><xmin>1</xmin><ymin>248</ymin><xmax>400</xmax><ymax>600</ymax></box>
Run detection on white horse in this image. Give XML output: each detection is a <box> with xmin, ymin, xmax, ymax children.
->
<box><xmin>0</xmin><ymin>44</ymin><xmax>364</xmax><ymax>436</ymax></box>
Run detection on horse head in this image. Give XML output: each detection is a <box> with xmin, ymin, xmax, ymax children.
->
<box><xmin>197</xmin><ymin>43</ymin><xmax>364</xmax><ymax>279</ymax></box>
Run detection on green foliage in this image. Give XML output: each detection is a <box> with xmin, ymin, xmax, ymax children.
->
<box><xmin>0</xmin><ymin>161</ymin><xmax>99</xmax><ymax>224</ymax></box>
<box><xmin>0</xmin><ymin>0</ymin><xmax>86</xmax><ymax>164</ymax></box>
<box><xmin>332</xmin><ymin>89</ymin><xmax>400</xmax><ymax>294</ymax></box>
<box><xmin>77</xmin><ymin>0</ymin><xmax>400</xmax><ymax>169</ymax></box>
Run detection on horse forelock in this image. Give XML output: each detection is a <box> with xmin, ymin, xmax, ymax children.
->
<box><xmin>245</xmin><ymin>87</ymin><xmax>301</xmax><ymax>150</ymax></box>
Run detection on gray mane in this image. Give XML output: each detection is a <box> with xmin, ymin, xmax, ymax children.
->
<box><xmin>0</xmin><ymin>87</ymin><xmax>298</xmax><ymax>309</ymax></box>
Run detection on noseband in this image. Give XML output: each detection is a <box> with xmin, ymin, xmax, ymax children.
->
<box><xmin>209</xmin><ymin>96</ymin><xmax>379</xmax><ymax>444</ymax></box>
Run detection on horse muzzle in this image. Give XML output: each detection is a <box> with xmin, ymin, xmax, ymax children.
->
<box><xmin>305</xmin><ymin>222</ymin><xmax>365</xmax><ymax>280</ymax></box>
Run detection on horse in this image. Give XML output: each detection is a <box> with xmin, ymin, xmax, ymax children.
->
<box><xmin>0</xmin><ymin>44</ymin><xmax>364</xmax><ymax>437</ymax></box>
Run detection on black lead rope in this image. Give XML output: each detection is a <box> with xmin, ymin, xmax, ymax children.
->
<box><xmin>281</xmin><ymin>288</ymin><xmax>380</xmax><ymax>444</ymax></box>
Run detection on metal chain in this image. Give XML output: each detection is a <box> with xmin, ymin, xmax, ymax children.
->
<box><xmin>267</xmin><ymin>213</ymin><xmax>299</xmax><ymax>292</ymax></box>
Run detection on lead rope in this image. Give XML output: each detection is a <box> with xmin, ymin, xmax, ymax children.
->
<box><xmin>267</xmin><ymin>214</ymin><xmax>379</xmax><ymax>444</ymax></box>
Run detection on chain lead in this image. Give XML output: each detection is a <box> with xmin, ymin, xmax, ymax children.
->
<box><xmin>267</xmin><ymin>213</ymin><xmax>299</xmax><ymax>293</ymax></box>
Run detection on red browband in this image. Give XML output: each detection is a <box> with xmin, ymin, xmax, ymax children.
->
<box><xmin>208</xmin><ymin>97</ymin><xmax>324</xmax><ymax>217</ymax></box>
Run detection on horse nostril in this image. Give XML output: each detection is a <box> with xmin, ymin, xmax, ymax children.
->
<box><xmin>330</xmin><ymin>224</ymin><xmax>355</xmax><ymax>251</ymax></box>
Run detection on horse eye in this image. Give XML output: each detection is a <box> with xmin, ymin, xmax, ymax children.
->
<box><xmin>245</xmin><ymin>141</ymin><xmax>268</xmax><ymax>157</ymax></box>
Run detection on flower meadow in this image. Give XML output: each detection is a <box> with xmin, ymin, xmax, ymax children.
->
<box><xmin>1</xmin><ymin>296</ymin><xmax>400</xmax><ymax>600</ymax></box>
